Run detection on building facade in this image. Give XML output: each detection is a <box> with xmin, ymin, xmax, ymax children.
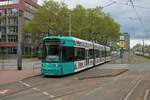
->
<box><xmin>0</xmin><ymin>0</ymin><xmax>39</xmax><ymax>55</ymax></box>
<box><xmin>123</xmin><ymin>33</ymin><xmax>130</xmax><ymax>50</ymax></box>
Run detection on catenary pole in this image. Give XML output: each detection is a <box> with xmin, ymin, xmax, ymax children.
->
<box><xmin>17</xmin><ymin>10</ymin><xmax>23</xmax><ymax>70</ymax></box>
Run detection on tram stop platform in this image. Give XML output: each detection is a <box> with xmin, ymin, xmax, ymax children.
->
<box><xmin>73</xmin><ymin>65</ymin><xmax>128</xmax><ymax>80</ymax></box>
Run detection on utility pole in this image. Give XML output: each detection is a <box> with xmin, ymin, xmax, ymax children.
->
<box><xmin>119</xmin><ymin>35</ymin><xmax>125</xmax><ymax>64</ymax></box>
<box><xmin>17</xmin><ymin>10</ymin><xmax>23</xmax><ymax>70</ymax></box>
<box><xmin>142</xmin><ymin>39</ymin><xmax>144</xmax><ymax>55</ymax></box>
<box><xmin>69</xmin><ymin>14</ymin><xmax>71</xmax><ymax>36</ymax></box>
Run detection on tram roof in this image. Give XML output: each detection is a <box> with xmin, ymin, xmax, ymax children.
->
<box><xmin>43</xmin><ymin>36</ymin><xmax>108</xmax><ymax>48</ymax></box>
<box><xmin>43</xmin><ymin>36</ymin><xmax>74</xmax><ymax>41</ymax></box>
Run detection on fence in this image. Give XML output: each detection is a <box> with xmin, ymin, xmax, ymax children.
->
<box><xmin>33</xmin><ymin>63</ymin><xmax>41</xmax><ymax>73</ymax></box>
<box><xmin>0</xmin><ymin>54</ymin><xmax>17</xmax><ymax>71</ymax></box>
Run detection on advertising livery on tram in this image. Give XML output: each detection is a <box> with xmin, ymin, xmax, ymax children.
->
<box><xmin>41</xmin><ymin>36</ymin><xmax>111</xmax><ymax>76</ymax></box>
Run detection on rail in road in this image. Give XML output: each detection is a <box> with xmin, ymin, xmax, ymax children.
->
<box><xmin>1</xmin><ymin>63</ymin><xmax>150</xmax><ymax>100</ymax></box>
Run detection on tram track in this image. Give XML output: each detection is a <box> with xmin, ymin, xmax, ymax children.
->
<box><xmin>52</xmin><ymin>70</ymin><xmax>142</xmax><ymax>100</ymax></box>
<box><xmin>122</xmin><ymin>71</ymin><xmax>147</xmax><ymax>100</ymax></box>
<box><xmin>0</xmin><ymin>68</ymin><xmax>128</xmax><ymax>99</ymax></box>
<box><xmin>1</xmin><ymin>63</ymin><xmax>150</xmax><ymax>100</ymax></box>
<box><xmin>3</xmin><ymin>70</ymin><xmax>136</xmax><ymax>100</ymax></box>
<box><xmin>80</xmin><ymin>69</ymin><xmax>147</xmax><ymax>100</ymax></box>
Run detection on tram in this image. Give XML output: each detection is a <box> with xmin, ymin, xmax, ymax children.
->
<box><xmin>41</xmin><ymin>36</ymin><xmax>111</xmax><ymax>76</ymax></box>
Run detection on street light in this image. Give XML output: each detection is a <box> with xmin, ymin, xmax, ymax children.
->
<box><xmin>69</xmin><ymin>13</ymin><xmax>71</xmax><ymax>36</ymax></box>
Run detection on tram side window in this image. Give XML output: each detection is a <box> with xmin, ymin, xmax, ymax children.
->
<box><xmin>62</xmin><ymin>47</ymin><xmax>74</xmax><ymax>62</ymax></box>
<box><xmin>74</xmin><ymin>48</ymin><xmax>85</xmax><ymax>61</ymax></box>
<box><xmin>107</xmin><ymin>51</ymin><xmax>111</xmax><ymax>56</ymax></box>
<box><xmin>99</xmin><ymin>50</ymin><xmax>102</xmax><ymax>58</ymax></box>
<box><xmin>106</xmin><ymin>51</ymin><xmax>108</xmax><ymax>56</ymax></box>
<box><xmin>95</xmin><ymin>50</ymin><xmax>100</xmax><ymax>58</ymax></box>
<box><xmin>89</xmin><ymin>49</ymin><xmax>94</xmax><ymax>59</ymax></box>
<box><xmin>102</xmin><ymin>50</ymin><xmax>106</xmax><ymax>57</ymax></box>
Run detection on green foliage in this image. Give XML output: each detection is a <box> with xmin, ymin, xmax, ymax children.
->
<box><xmin>23</xmin><ymin>0</ymin><xmax>121</xmax><ymax>44</ymax></box>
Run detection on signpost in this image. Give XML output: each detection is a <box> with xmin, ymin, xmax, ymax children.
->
<box><xmin>120</xmin><ymin>36</ymin><xmax>125</xmax><ymax>64</ymax></box>
<box><xmin>0</xmin><ymin>33</ymin><xmax>1</xmax><ymax>39</ymax></box>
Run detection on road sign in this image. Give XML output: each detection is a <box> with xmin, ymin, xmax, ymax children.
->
<box><xmin>120</xmin><ymin>36</ymin><xmax>125</xmax><ymax>41</ymax></box>
<box><xmin>119</xmin><ymin>40</ymin><xmax>125</xmax><ymax>48</ymax></box>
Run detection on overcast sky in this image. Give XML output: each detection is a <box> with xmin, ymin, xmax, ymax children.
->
<box><xmin>38</xmin><ymin>0</ymin><xmax>150</xmax><ymax>47</ymax></box>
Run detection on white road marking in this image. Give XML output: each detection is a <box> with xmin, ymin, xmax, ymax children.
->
<box><xmin>18</xmin><ymin>81</ymin><xmax>22</xmax><ymax>83</ymax></box>
<box><xmin>19</xmin><ymin>81</ymin><xmax>55</xmax><ymax>98</ymax></box>
<box><xmin>32</xmin><ymin>87</ymin><xmax>40</xmax><ymax>91</ymax></box>
<box><xmin>19</xmin><ymin>81</ymin><xmax>30</xmax><ymax>87</ymax></box>
<box><xmin>22</xmin><ymin>83</ymin><xmax>31</xmax><ymax>87</ymax></box>
<box><xmin>144</xmin><ymin>89</ymin><xmax>149</xmax><ymax>100</ymax></box>
<box><xmin>123</xmin><ymin>75</ymin><xmax>144</xmax><ymax>100</ymax></box>
<box><xmin>42</xmin><ymin>91</ymin><xmax>49</xmax><ymax>96</ymax></box>
<box><xmin>49</xmin><ymin>95</ymin><xmax>55</xmax><ymax>98</ymax></box>
<box><xmin>57</xmin><ymin>98</ymin><xmax>62</xmax><ymax>100</ymax></box>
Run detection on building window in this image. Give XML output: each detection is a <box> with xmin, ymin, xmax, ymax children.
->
<box><xmin>7</xmin><ymin>8</ymin><xmax>18</xmax><ymax>16</ymax></box>
<box><xmin>0</xmin><ymin>9</ymin><xmax>6</xmax><ymax>16</ymax></box>
<box><xmin>0</xmin><ymin>35</ymin><xmax>6</xmax><ymax>42</ymax></box>
<box><xmin>24</xmin><ymin>11</ymin><xmax>33</xmax><ymax>19</ymax></box>
<box><xmin>8</xmin><ymin>47</ymin><xmax>17</xmax><ymax>54</ymax></box>
<box><xmin>32</xmin><ymin>0</ymin><xmax>37</xmax><ymax>3</ymax></box>
<box><xmin>25</xmin><ymin>2</ymin><xmax>36</xmax><ymax>10</ymax></box>
<box><xmin>8</xmin><ymin>17</ymin><xmax>18</xmax><ymax>25</ymax></box>
<box><xmin>0</xmin><ymin>0</ymin><xmax>19</xmax><ymax>6</ymax></box>
<box><xmin>8</xmin><ymin>27</ymin><xmax>18</xmax><ymax>34</ymax></box>
<box><xmin>8</xmin><ymin>35</ymin><xmax>17</xmax><ymax>42</ymax></box>
<box><xmin>0</xmin><ymin>18</ymin><xmax>6</xmax><ymax>25</ymax></box>
<box><xmin>0</xmin><ymin>27</ymin><xmax>6</xmax><ymax>33</ymax></box>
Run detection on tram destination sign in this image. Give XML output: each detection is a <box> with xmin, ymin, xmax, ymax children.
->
<box><xmin>46</xmin><ymin>41</ymin><xmax>59</xmax><ymax>45</ymax></box>
<box><xmin>120</xmin><ymin>36</ymin><xmax>125</xmax><ymax>41</ymax></box>
<box><xmin>44</xmin><ymin>38</ymin><xmax>60</xmax><ymax>45</ymax></box>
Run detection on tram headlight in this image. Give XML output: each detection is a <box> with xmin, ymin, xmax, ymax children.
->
<box><xmin>55</xmin><ymin>64</ymin><xmax>60</xmax><ymax>67</ymax></box>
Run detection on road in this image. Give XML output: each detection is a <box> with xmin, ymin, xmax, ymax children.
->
<box><xmin>0</xmin><ymin>54</ymin><xmax>150</xmax><ymax>100</ymax></box>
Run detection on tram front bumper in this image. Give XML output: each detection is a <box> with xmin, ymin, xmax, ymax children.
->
<box><xmin>41</xmin><ymin>67</ymin><xmax>62</xmax><ymax>76</ymax></box>
<box><xmin>41</xmin><ymin>63</ymin><xmax>62</xmax><ymax>76</ymax></box>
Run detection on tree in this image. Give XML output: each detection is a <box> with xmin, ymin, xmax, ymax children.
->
<box><xmin>23</xmin><ymin>0</ymin><xmax>121</xmax><ymax>44</ymax></box>
<box><xmin>23</xmin><ymin>0</ymin><xmax>70</xmax><ymax>36</ymax></box>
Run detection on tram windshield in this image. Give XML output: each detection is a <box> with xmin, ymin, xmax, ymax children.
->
<box><xmin>42</xmin><ymin>39</ymin><xmax>61</xmax><ymax>62</ymax></box>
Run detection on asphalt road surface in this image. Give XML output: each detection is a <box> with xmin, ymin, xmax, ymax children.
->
<box><xmin>0</xmin><ymin>54</ymin><xmax>150</xmax><ymax>100</ymax></box>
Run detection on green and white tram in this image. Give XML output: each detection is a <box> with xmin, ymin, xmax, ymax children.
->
<box><xmin>41</xmin><ymin>36</ymin><xmax>111</xmax><ymax>76</ymax></box>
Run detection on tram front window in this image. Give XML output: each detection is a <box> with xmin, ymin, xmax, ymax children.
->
<box><xmin>43</xmin><ymin>42</ymin><xmax>60</xmax><ymax>63</ymax></box>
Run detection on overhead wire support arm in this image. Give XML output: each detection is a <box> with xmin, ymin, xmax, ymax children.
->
<box><xmin>109</xmin><ymin>0</ymin><xmax>150</xmax><ymax>10</ymax></box>
<box><xmin>102</xmin><ymin>1</ymin><xmax>117</xmax><ymax>9</ymax></box>
<box><xmin>129</xmin><ymin>0</ymin><xmax>145</xmax><ymax>27</ymax></box>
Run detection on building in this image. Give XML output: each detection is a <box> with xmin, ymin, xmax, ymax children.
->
<box><xmin>123</xmin><ymin>33</ymin><xmax>130</xmax><ymax>50</ymax></box>
<box><xmin>0</xmin><ymin>0</ymin><xmax>39</xmax><ymax>55</ymax></box>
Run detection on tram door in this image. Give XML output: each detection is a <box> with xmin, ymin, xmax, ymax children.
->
<box><xmin>86</xmin><ymin>49</ymin><xmax>89</xmax><ymax>65</ymax></box>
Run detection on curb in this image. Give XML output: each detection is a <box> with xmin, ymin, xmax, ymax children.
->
<box><xmin>78</xmin><ymin>69</ymin><xmax>128</xmax><ymax>80</ymax></box>
<box><xmin>0</xmin><ymin>74</ymin><xmax>41</xmax><ymax>87</ymax></box>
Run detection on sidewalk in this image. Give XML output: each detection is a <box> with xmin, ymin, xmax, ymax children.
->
<box><xmin>0</xmin><ymin>58</ymin><xmax>41</xmax><ymax>85</ymax></box>
<box><xmin>0</xmin><ymin>69</ymin><xmax>40</xmax><ymax>85</ymax></box>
